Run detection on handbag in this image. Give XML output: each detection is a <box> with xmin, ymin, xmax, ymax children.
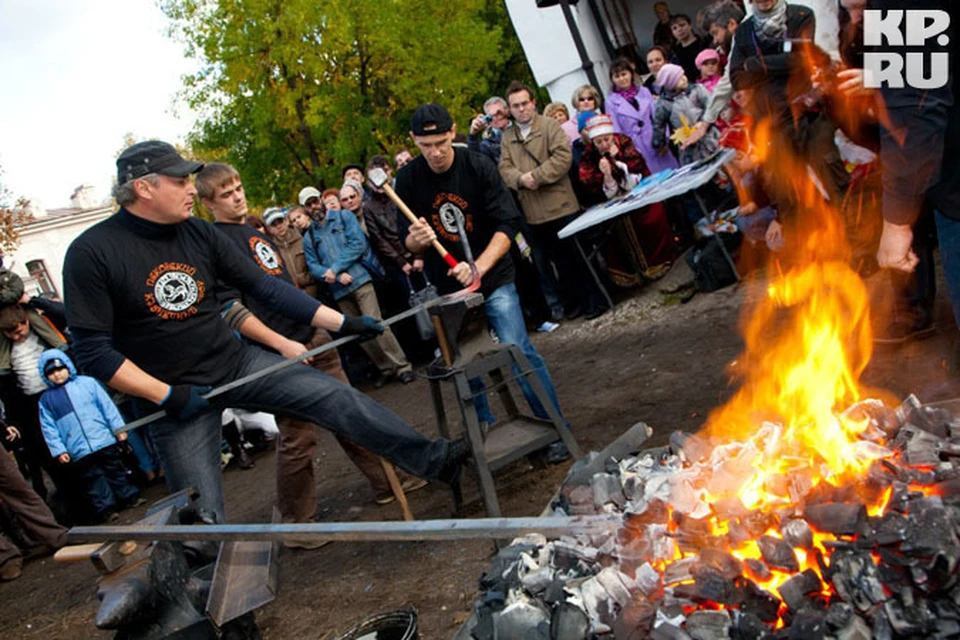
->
<box><xmin>407</xmin><ymin>273</ymin><xmax>438</xmax><ymax>340</ymax></box>
<box><xmin>359</xmin><ymin>246</ymin><xmax>387</xmax><ymax>281</ymax></box>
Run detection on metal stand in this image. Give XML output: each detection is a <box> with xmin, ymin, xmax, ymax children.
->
<box><xmin>426</xmin><ymin>294</ymin><xmax>582</xmax><ymax>518</ymax></box>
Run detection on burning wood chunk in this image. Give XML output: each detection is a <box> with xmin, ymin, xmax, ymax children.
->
<box><xmin>663</xmin><ymin>557</ymin><xmax>697</xmax><ymax>586</ymax></box>
<box><xmin>803</xmin><ymin>502</ymin><xmax>866</xmax><ymax>536</ymax></box>
<box><xmin>777</xmin><ymin>569</ymin><xmax>823</xmax><ymax>612</ymax></box>
<box><xmin>758</xmin><ymin>535</ymin><xmax>800</xmax><ymax>572</ymax></box>
<box><xmin>684</xmin><ymin>609</ymin><xmax>731</xmax><ymax>640</ymax></box>
<box><xmin>741</xmin><ymin>510</ymin><xmax>780</xmax><ymax>538</ymax></box>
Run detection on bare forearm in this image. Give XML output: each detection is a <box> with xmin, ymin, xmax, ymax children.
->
<box><xmin>475</xmin><ymin>232</ymin><xmax>511</xmax><ymax>278</ymax></box>
<box><xmin>107</xmin><ymin>360</ymin><xmax>170</xmax><ymax>405</ymax></box>
<box><xmin>311</xmin><ymin>305</ymin><xmax>347</xmax><ymax>331</ymax></box>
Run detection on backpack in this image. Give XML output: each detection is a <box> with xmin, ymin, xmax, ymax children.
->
<box><xmin>686</xmin><ymin>232</ymin><xmax>742</xmax><ymax>292</ymax></box>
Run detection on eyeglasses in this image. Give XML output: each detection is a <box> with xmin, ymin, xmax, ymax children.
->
<box><xmin>578</xmin><ymin>96</ymin><xmax>594</xmax><ymax>102</ymax></box>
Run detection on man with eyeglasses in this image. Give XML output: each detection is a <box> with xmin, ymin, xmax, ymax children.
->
<box><xmin>467</xmin><ymin>96</ymin><xmax>510</xmax><ymax>164</ymax></box>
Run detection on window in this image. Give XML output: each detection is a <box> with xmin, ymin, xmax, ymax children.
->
<box><xmin>25</xmin><ymin>259</ymin><xmax>57</xmax><ymax>296</ymax></box>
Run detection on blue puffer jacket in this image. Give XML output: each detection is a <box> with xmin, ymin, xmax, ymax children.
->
<box><xmin>302</xmin><ymin>209</ymin><xmax>376</xmax><ymax>301</ymax></box>
<box><xmin>37</xmin><ymin>349</ymin><xmax>125</xmax><ymax>460</ymax></box>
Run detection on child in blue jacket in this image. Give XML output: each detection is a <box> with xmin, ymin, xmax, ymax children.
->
<box><xmin>37</xmin><ymin>349</ymin><xmax>143</xmax><ymax>523</ymax></box>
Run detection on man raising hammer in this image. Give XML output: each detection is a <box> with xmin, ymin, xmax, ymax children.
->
<box><xmin>62</xmin><ymin>141</ymin><xmax>467</xmax><ymax>522</ymax></box>
<box><xmin>396</xmin><ymin>105</ymin><xmax>570</xmax><ymax>457</ymax></box>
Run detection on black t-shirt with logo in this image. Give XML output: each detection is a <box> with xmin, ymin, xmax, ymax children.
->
<box><xmin>214</xmin><ymin>222</ymin><xmax>314</xmax><ymax>344</ymax></box>
<box><xmin>64</xmin><ymin>209</ymin><xmax>269</xmax><ymax>386</ymax></box>
<box><xmin>395</xmin><ymin>149</ymin><xmax>521</xmax><ymax>297</ymax></box>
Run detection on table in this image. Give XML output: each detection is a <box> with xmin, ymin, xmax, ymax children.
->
<box><xmin>557</xmin><ymin>149</ymin><xmax>737</xmax><ymax>308</ymax></box>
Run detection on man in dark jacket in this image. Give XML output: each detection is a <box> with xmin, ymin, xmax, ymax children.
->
<box><xmin>62</xmin><ymin>141</ymin><xmax>466</xmax><ymax>522</ymax></box>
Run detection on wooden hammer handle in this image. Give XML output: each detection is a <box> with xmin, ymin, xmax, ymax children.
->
<box><xmin>381</xmin><ymin>182</ymin><xmax>459</xmax><ymax>269</ymax></box>
<box><xmin>54</xmin><ymin>543</ymin><xmax>104</xmax><ymax>562</ymax></box>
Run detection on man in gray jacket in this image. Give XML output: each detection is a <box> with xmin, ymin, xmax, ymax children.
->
<box><xmin>499</xmin><ymin>81</ymin><xmax>609</xmax><ymax>320</ymax></box>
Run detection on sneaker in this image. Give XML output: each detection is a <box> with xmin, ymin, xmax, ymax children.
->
<box><xmin>283</xmin><ymin>539</ymin><xmax>332</xmax><ymax>550</ymax></box>
<box><xmin>536</xmin><ymin>321</ymin><xmax>560</xmax><ymax>333</ymax></box>
<box><xmin>398</xmin><ymin>371</ymin><xmax>416</xmax><ymax>385</ymax></box>
<box><xmin>437</xmin><ymin>439</ymin><xmax>470</xmax><ymax>485</ymax></box>
<box><xmin>546</xmin><ymin>440</ymin><xmax>572</xmax><ymax>464</ymax></box>
<box><xmin>375</xmin><ymin>477</ymin><xmax>430</xmax><ymax>505</ymax></box>
<box><xmin>0</xmin><ymin>559</ymin><xmax>22</xmax><ymax>582</ymax></box>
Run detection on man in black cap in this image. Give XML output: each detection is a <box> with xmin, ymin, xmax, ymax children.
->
<box><xmin>396</xmin><ymin>105</ymin><xmax>570</xmax><ymax>455</ymax></box>
<box><xmin>62</xmin><ymin>140</ymin><xmax>466</xmax><ymax>522</ymax></box>
<box><xmin>342</xmin><ymin>163</ymin><xmax>371</xmax><ymax>198</ymax></box>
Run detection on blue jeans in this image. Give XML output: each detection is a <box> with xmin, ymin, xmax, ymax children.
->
<box><xmin>936</xmin><ymin>210</ymin><xmax>960</xmax><ymax>329</ymax></box>
<box><xmin>148</xmin><ymin>345</ymin><xmax>452</xmax><ymax>522</ymax></box>
<box><xmin>126</xmin><ymin>428</ymin><xmax>161</xmax><ymax>475</ymax></box>
<box><xmin>470</xmin><ymin>283</ymin><xmax>566</xmax><ymax>426</ymax></box>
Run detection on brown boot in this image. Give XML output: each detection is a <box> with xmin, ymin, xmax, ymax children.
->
<box><xmin>0</xmin><ymin>559</ymin><xmax>23</xmax><ymax>581</ymax></box>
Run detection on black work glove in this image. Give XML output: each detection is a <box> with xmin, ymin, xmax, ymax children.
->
<box><xmin>339</xmin><ymin>314</ymin><xmax>385</xmax><ymax>341</ymax></box>
<box><xmin>160</xmin><ymin>384</ymin><xmax>212</xmax><ymax>420</ymax></box>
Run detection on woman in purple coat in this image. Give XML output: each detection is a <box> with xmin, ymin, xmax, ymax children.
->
<box><xmin>605</xmin><ymin>57</ymin><xmax>679</xmax><ymax>176</ymax></box>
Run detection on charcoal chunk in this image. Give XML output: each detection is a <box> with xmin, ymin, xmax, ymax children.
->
<box><xmin>803</xmin><ymin>503</ymin><xmax>866</xmax><ymax>536</ymax></box>
<box><xmin>831</xmin><ymin>551</ymin><xmax>888</xmax><ymax>612</ymax></box>
<box><xmin>743</xmin><ymin>558</ymin><xmax>771</xmax><ymax>582</ymax></box>
<box><xmin>781</xmin><ymin>518</ymin><xmax>814</xmax><ymax>549</ymax></box>
<box><xmin>778</xmin><ymin>569</ymin><xmax>823</xmax><ymax>612</ymax></box>
<box><xmin>870</xmin><ymin>512</ymin><xmax>908</xmax><ymax>545</ymax></box>
<box><xmin>685</xmin><ymin>609</ymin><xmax>731</xmax><ymax>640</ymax></box>
<box><xmin>739</xmin><ymin>580</ymin><xmax>781</xmax><ymax>622</ymax></box>
<box><xmin>883</xmin><ymin>596</ymin><xmax>936</xmax><ymax>636</ymax></box>
<box><xmin>834</xmin><ymin>614</ymin><xmax>871</xmax><ymax>640</ymax></box>
<box><xmin>694</xmin><ymin>549</ymin><xmax>744</xmax><ymax>582</ymax></box>
<box><xmin>551</xmin><ymin>602</ymin><xmax>589</xmax><ymax>640</ymax></box>
<box><xmin>758</xmin><ymin>535</ymin><xmax>799</xmax><ymax>572</ymax></box>
<box><xmin>731</xmin><ymin>610</ymin><xmax>767</xmax><ymax>640</ymax></box>
<box><xmin>788</xmin><ymin>606</ymin><xmax>827</xmax><ymax>639</ymax></box>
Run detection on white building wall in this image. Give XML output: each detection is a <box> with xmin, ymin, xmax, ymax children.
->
<box><xmin>507</xmin><ymin>0</ymin><xmax>841</xmax><ymax>113</ymax></box>
<box><xmin>7</xmin><ymin>208</ymin><xmax>114</xmax><ymax>296</ymax></box>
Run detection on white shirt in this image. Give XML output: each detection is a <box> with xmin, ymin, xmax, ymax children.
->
<box><xmin>11</xmin><ymin>331</ymin><xmax>49</xmax><ymax>396</ymax></box>
<box><xmin>518</xmin><ymin>121</ymin><xmax>534</xmax><ymax>141</ymax></box>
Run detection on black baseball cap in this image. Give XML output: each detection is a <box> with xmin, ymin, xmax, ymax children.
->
<box><xmin>411</xmin><ymin>103</ymin><xmax>454</xmax><ymax>136</ymax></box>
<box><xmin>342</xmin><ymin>163</ymin><xmax>364</xmax><ymax>178</ymax></box>
<box><xmin>116</xmin><ymin>140</ymin><xmax>204</xmax><ymax>184</ymax></box>
<box><xmin>43</xmin><ymin>358</ymin><xmax>67</xmax><ymax>376</ymax></box>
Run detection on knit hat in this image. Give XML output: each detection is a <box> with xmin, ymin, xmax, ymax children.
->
<box><xmin>695</xmin><ymin>48</ymin><xmax>721</xmax><ymax>70</ymax></box>
<box><xmin>655</xmin><ymin>64</ymin><xmax>685</xmax><ymax>91</ymax></box>
<box><xmin>298</xmin><ymin>186</ymin><xmax>321</xmax><ymax>206</ymax></box>
<box><xmin>577</xmin><ymin>110</ymin><xmax>597</xmax><ymax>132</ymax></box>
<box><xmin>262</xmin><ymin>207</ymin><xmax>286</xmax><ymax>226</ymax></box>
<box><xmin>584</xmin><ymin>114</ymin><xmax>616</xmax><ymax>140</ymax></box>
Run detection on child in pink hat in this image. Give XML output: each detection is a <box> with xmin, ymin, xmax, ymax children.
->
<box><xmin>695</xmin><ymin>48</ymin><xmax>722</xmax><ymax>94</ymax></box>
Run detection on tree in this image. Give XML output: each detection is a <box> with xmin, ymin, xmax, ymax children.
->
<box><xmin>0</xmin><ymin>163</ymin><xmax>34</xmax><ymax>256</ymax></box>
<box><xmin>161</xmin><ymin>0</ymin><xmax>535</xmax><ymax>207</ymax></box>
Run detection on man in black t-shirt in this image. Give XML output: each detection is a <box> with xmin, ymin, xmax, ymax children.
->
<box><xmin>396</xmin><ymin>104</ymin><xmax>569</xmax><ymax>436</ymax></box>
<box><xmin>62</xmin><ymin>141</ymin><xmax>466</xmax><ymax>521</ymax></box>
<box><xmin>197</xmin><ymin>164</ymin><xmax>426</xmax><ymax>530</ymax></box>
<box><xmin>670</xmin><ymin>14</ymin><xmax>707</xmax><ymax>82</ymax></box>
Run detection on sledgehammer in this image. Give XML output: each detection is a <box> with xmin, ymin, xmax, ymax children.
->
<box><xmin>367</xmin><ymin>167</ymin><xmax>480</xmax><ymax>291</ymax></box>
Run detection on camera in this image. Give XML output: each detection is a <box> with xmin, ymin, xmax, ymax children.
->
<box><xmin>481</xmin><ymin>114</ymin><xmax>494</xmax><ymax>125</ymax></box>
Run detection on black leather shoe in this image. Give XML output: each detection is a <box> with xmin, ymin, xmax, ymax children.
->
<box><xmin>438</xmin><ymin>438</ymin><xmax>470</xmax><ymax>485</ymax></box>
<box><xmin>585</xmin><ymin>305</ymin><xmax>610</xmax><ymax>320</ymax></box>
<box><xmin>565</xmin><ymin>305</ymin><xmax>583</xmax><ymax>320</ymax></box>
<box><xmin>398</xmin><ymin>371</ymin><xmax>416</xmax><ymax>384</ymax></box>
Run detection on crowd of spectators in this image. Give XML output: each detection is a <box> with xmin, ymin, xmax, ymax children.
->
<box><xmin>0</xmin><ymin>0</ymin><xmax>956</xmax><ymax>585</ymax></box>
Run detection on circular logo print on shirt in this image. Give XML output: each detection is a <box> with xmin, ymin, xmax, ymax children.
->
<box><xmin>153</xmin><ymin>271</ymin><xmax>200</xmax><ymax>312</ymax></box>
<box><xmin>438</xmin><ymin>202</ymin><xmax>466</xmax><ymax>236</ymax></box>
<box><xmin>249</xmin><ymin>236</ymin><xmax>283</xmax><ymax>275</ymax></box>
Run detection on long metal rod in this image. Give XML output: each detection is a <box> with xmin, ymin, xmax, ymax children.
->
<box><xmin>117</xmin><ymin>299</ymin><xmax>441</xmax><ymax>434</ymax></box>
<box><xmin>67</xmin><ymin>516</ymin><xmax>620</xmax><ymax>544</ymax></box>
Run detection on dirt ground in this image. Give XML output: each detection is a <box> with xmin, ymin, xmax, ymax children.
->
<box><xmin>2</xmin><ymin>259</ymin><xmax>958</xmax><ymax>639</ymax></box>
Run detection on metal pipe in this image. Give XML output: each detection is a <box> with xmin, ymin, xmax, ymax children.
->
<box><xmin>68</xmin><ymin>516</ymin><xmax>621</xmax><ymax>544</ymax></box>
<box><xmin>558</xmin><ymin>0</ymin><xmax>602</xmax><ymax>91</ymax></box>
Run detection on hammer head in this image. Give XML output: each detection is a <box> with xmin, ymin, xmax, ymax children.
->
<box><xmin>368</xmin><ymin>167</ymin><xmax>389</xmax><ymax>189</ymax></box>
